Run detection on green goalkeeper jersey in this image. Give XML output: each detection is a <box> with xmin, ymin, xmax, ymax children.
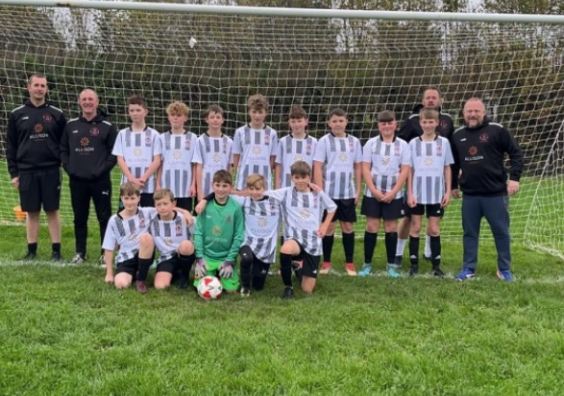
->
<box><xmin>194</xmin><ymin>197</ymin><xmax>245</xmax><ymax>262</ymax></box>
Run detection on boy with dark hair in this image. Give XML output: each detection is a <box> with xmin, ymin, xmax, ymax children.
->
<box><xmin>194</xmin><ymin>104</ymin><xmax>233</xmax><ymax>202</ymax></box>
<box><xmin>147</xmin><ymin>188</ymin><xmax>195</xmax><ymax>289</ymax></box>
<box><xmin>232</xmin><ymin>94</ymin><xmax>278</xmax><ymax>190</ymax></box>
<box><xmin>102</xmin><ymin>182</ymin><xmax>157</xmax><ymax>293</ymax></box>
<box><xmin>275</xmin><ymin>105</ymin><xmax>317</xmax><ymax>188</ymax></box>
<box><xmin>112</xmin><ymin>94</ymin><xmax>162</xmax><ymax>208</ymax></box>
<box><xmin>406</xmin><ymin>109</ymin><xmax>453</xmax><ymax>276</ymax></box>
<box><xmin>157</xmin><ymin>101</ymin><xmax>198</xmax><ymax>211</ymax></box>
<box><xmin>313</xmin><ymin>108</ymin><xmax>362</xmax><ymax>276</ymax></box>
<box><xmin>359</xmin><ymin>110</ymin><xmax>410</xmax><ymax>278</ymax></box>
<box><xmin>193</xmin><ymin>170</ymin><xmax>245</xmax><ymax>292</ymax></box>
<box><xmin>268</xmin><ymin>161</ymin><xmax>336</xmax><ymax>298</ymax></box>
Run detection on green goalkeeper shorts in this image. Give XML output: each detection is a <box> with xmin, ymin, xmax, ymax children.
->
<box><xmin>193</xmin><ymin>258</ymin><xmax>240</xmax><ymax>292</ymax></box>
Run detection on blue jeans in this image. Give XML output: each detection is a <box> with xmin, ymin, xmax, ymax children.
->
<box><xmin>462</xmin><ymin>195</ymin><xmax>511</xmax><ymax>272</ymax></box>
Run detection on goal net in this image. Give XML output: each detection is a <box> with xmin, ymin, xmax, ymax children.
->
<box><xmin>0</xmin><ymin>2</ymin><xmax>562</xmax><ymax>256</ymax></box>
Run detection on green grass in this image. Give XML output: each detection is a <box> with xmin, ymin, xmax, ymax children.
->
<box><xmin>1</xmin><ymin>225</ymin><xmax>563</xmax><ymax>395</ymax></box>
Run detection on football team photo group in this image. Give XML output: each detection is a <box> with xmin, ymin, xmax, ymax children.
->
<box><xmin>7</xmin><ymin>73</ymin><xmax>524</xmax><ymax>299</ymax></box>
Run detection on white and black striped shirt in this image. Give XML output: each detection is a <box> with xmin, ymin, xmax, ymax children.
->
<box><xmin>102</xmin><ymin>207</ymin><xmax>157</xmax><ymax>264</ymax></box>
<box><xmin>363</xmin><ymin>136</ymin><xmax>411</xmax><ymax>199</ymax></box>
<box><xmin>275</xmin><ymin>134</ymin><xmax>318</xmax><ymax>187</ymax></box>
<box><xmin>148</xmin><ymin>211</ymin><xmax>192</xmax><ymax>264</ymax></box>
<box><xmin>313</xmin><ymin>133</ymin><xmax>362</xmax><ymax>199</ymax></box>
<box><xmin>267</xmin><ymin>187</ymin><xmax>336</xmax><ymax>256</ymax></box>
<box><xmin>233</xmin><ymin>124</ymin><xmax>278</xmax><ymax>190</ymax></box>
<box><xmin>159</xmin><ymin>131</ymin><xmax>198</xmax><ymax>198</ymax></box>
<box><xmin>193</xmin><ymin>133</ymin><xmax>233</xmax><ymax>196</ymax></box>
<box><xmin>112</xmin><ymin>127</ymin><xmax>162</xmax><ymax>193</ymax></box>
<box><xmin>232</xmin><ymin>195</ymin><xmax>280</xmax><ymax>263</ymax></box>
<box><xmin>409</xmin><ymin>136</ymin><xmax>454</xmax><ymax>204</ymax></box>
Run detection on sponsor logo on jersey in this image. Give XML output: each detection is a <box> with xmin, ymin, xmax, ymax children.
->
<box><xmin>34</xmin><ymin>123</ymin><xmax>44</xmax><ymax>133</ymax></box>
<box><xmin>468</xmin><ymin>146</ymin><xmax>478</xmax><ymax>156</ymax></box>
<box><xmin>80</xmin><ymin>137</ymin><xmax>90</xmax><ymax>147</ymax></box>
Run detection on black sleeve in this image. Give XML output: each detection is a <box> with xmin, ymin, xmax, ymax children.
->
<box><xmin>60</xmin><ymin>125</ymin><xmax>70</xmax><ymax>173</ymax></box>
<box><xmin>204</xmin><ymin>192</ymin><xmax>215</xmax><ymax>201</ymax></box>
<box><xmin>501</xmin><ymin>128</ymin><xmax>524</xmax><ymax>182</ymax></box>
<box><xmin>100</xmin><ymin>123</ymin><xmax>118</xmax><ymax>176</ymax></box>
<box><xmin>397</xmin><ymin>118</ymin><xmax>415</xmax><ymax>142</ymax></box>
<box><xmin>6</xmin><ymin>112</ymin><xmax>19</xmax><ymax>178</ymax></box>
<box><xmin>451</xmin><ymin>135</ymin><xmax>461</xmax><ymax>190</ymax></box>
<box><xmin>55</xmin><ymin>111</ymin><xmax>67</xmax><ymax>143</ymax></box>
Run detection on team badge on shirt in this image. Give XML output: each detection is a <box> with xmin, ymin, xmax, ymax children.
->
<box><xmin>479</xmin><ymin>133</ymin><xmax>489</xmax><ymax>143</ymax></box>
<box><xmin>212</xmin><ymin>225</ymin><xmax>222</xmax><ymax>236</ymax></box>
<box><xmin>43</xmin><ymin>114</ymin><xmax>53</xmax><ymax>123</ymax></box>
<box><xmin>90</xmin><ymin>127</ymin><xmax>100</xmax><ymax>136</ymax></box>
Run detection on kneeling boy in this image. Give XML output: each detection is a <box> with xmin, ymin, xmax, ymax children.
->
<box><xmin>267</xmin><ymin>161</ymin><xmax>336</xmax><ymax>298</ymax></box>
<box><xmin>193</xmin><ymin>170</ymin><xmax>245</xmax><ymax>292</ymax></box>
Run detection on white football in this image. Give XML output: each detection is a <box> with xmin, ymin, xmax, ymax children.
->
<box><xmin>197</xmin><ymin>276</ymin><xmax>223</xmax><ymax>300</ymax></box>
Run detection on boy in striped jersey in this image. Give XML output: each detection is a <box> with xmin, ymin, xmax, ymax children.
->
<box><xmin>268</xmin><ymin>161</ymin><xmax>336</xmax><ymax>298</ymax></box>
<box><xmin>359</xmin><ymin>111</ymin><xmax>411</xmax><ymax>278</ymax></box>
<box><xmin>194</xmin><ymin>105</ymin><xmax>233</xmax><ymax>202</ymax></box>
<box><xmin>193</xmin><ymin>170</ymin><xmax>244</xmax><ymax>293</ymax></box>
<box><xmin>406</xmin><ymin>109</ymin><xmax>453</xmax><ymax>276</ymax></box>
<box><xmin>313</xmin><ymin>108</ymin><xmax>362</xmax><ymax>276</ymax></box>
<box><xmin>275</xmin><ymin>105</ymin><xmax>317</xmax><ymax>188</ymax></box>
<box><xmin>112</xmin><ymin>95</ymin><xmax>162</xmax><ymax>208</ymax></box>
<box><xmin>232</xmin><ymin>94</ymin><xmax>278</xmax><ymax>191</ymax></box>
<box><xmin>147</xmin><ymin>189</ymin><xmax>195</xmax><ymax>289</ymax></box>
<box><xmin>196</xmin><ymin>174</ymin><xmax>280</xmax><ymax>297</ymax></box>
<box><xmin>157</xmin><ymin>101</ymin><xmax>198</xmax><ymax>211</ymax></box>
<box><xmin>102</xmin><ymin>182</ymin><xmax>157</xmax><ymax>293</ymax></box>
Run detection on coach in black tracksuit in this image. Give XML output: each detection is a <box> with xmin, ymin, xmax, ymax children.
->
<box><xmin>451</xmin><ymin>97</ymin><xmax>523</xmax><ymax>281</ymax></box>
<box><xmin>6</xmin><ymin>74</ymin><xmax>66</xmax><ymax>261</ymax></box>
<box><xmin>61</xmin><ymin>88</ymin><xmax>117</xmax><ymax>264</ymax></box>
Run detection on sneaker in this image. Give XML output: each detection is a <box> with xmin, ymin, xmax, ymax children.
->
<box><xmin>432</xmin><ymin>267</ymin><xmax>445</xmax><ymax>277</ymax></box>
<box><xmin>70</xmin><ymin>253</ymin><xmax>86</xmax><ymax>264</ymax></box>
<box><xmin>358</xmin><ymin>263</ymin><xmax>372</xmax><ymax>277</ymax></box>
<box><xmin>21</xmin><ymin>252</ymin><xmax>37</xmax><ymax>261</ymax></box>
<box><xmin>281</xmin><ymin>286</ymin><xmax>294</xmax><ymax>299</ymax></box>
<box><xmin>319</xmin><ymin>261</ymin><xmax>332</xmax><ymax>275</ymax></box>
<box><xmin>135</xmin><ymin>280</ymin><xmax>148</xmax><ymax>294</ymax></box>
<box><xmin>409</xmin><ymin>264</ymin><xmax>419</xmax><ymax>276</ymax></box>
<box><xmin>497</xmin><ymin>269</ymin><xmax>513</xmax><ymax>282</ymax></box>
<box><xmin>240</xmin><ymin>287</ymin><xmax>251</xmax><ymax>297</ymax></box>
<box><xmin>386</xmin><ymin>263</ymin><xmax>401</xmax><ymax>278</ymax></box>
<box><xmin>51</xmin><ymin>251</ymin><xmax>62</xmax><ymax>262</ymax></box>
<box><xmin>344</xmin><ymin>263</ymin><xmax>357</xmax><ymax>276</ymax></box>
<box><xmin>455</xmin><ymin>268</ymin><xmax>475</xmax><ymax>281</ymax></box>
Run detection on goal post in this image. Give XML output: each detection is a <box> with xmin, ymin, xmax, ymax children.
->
<box><xmin>0</xmin><ymin>1</ymin><xmax>562</xmax><ymax>257</ymax></box>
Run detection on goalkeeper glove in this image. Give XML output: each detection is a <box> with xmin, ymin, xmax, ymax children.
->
<box><xmin>195</xmin><ymin>258</ymin><xmax>206</xmax><ymax>278</ymax></box>
<box><xmin>219</xmin><ymin>261</ymin><xmax>234</xmax><ymax>278</ymax></box>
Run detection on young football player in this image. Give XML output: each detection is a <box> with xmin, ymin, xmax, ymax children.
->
<box><xmin>194</xmin><ymin>105</ymin><xmax>233</xmax><ymax>201</ymax></box>
<box><xmin>157</xmin><ymin>101</ymin><xmax>198</xmax><ymax>211</ymax></box>
<box><xmin>267</xmin><ymin>161</ymin><xmax>336</xmax><ymax>298</ymax></box>
<box><xmin>275</xmin><ymin>105</ymin><xmax>317</xmax><ymax>188</ymax></box>
<box><xmin>406</xmin><ymin>109</ymin><xmax>454</xmax><ymax>276</ymax></box>
<box><xmin>232</xmin><ymin>94</ymin><xmax>278</xmax><ymax>190</ymax></box>
<box><xmin>193</xmin><ymin>170</ymin><xmax>244</xmax><ymax>292</ymax></box>
<box><xmin>112</xmin><ymin>95</ymin><xmax>162</xmax><ymax>208</ymax></box>
<box><xmin>358</xmin><ymin>110</ymin><xmax>410</xmax><ymax>278</ymax></box>
<box><xmin>102</xmin><ymin>182</ymin><xmax>157</xmax><ymax>293</ymax></box>
<box><xmin>313</xmin><ymin>108</ymin><xmax>362</xmax><ymax>276</ymax></box>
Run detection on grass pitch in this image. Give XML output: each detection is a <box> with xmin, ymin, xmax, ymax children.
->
<box><xmin>0</xmin><ymin>225</ymin><xmax>563</xmax><ymax>395</ymax></box>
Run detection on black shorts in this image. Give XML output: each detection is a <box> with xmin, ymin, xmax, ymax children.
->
<box><xmin>175</xmin><ymin>197</ymin><xmax>193</xmax><ymax>212</ymax></box>
<box><xmin>361</xmin><ymin>196</ymin><xmax>404</xmax><ymax>220</ymax></box>
<box><xmin>409</xmin><ymin>203</ymin><xmax>444</xmax><ymax>218</ymax></box>
<box><xmin>18</xmin><ymin>167</ymin><xmax>61</xmax><ymax>212</ymax></box>
<box><xmin>324</xmin><ymin>198</ymin><xmax>356</xmax><ymax>223</ymax></box>
<box><xmin>156</xmin><ymin>255</ymin><xmax>178</xmax><ymax>274</ymax></box>
<box><xmin>293</xmin><ymin>242</ymin><xmax>321</xmax><ymax>279</ymax></box>
<box><xmin>116</xmin><ymin>255</ymin><xmax>139</xmax><ymax>276</ymax></box>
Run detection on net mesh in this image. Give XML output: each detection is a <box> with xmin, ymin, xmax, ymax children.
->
<box><xmin>0</xmin><ymin>5</ymin><xmax>562</xmax><ymax>255</ymax></box>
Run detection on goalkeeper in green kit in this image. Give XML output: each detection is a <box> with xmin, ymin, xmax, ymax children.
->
<box><xmin>193</xmin><ymin>170</ymin><xmax>244</xmax><ymax>292</ymax></box>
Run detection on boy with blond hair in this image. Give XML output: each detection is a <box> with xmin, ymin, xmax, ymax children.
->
<box><xmin>157</xmin><ymin>101</ymin><xmax>199</xmax><ymax>211</ymax></box>
<box><xmin>112</xmin><ymin>95</ymin><xmax>161</xmax><ymax>207</ymax></box>
<box><xmin>232</xmin><ymin>94</ymin><xmax>278</xmax><ymax>190</ymax></box>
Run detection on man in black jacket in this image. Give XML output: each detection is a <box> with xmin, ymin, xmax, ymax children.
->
<box><xmin>61</xmin><ymin>88</ymin><xmax>117</xmax><ymax>264</ymax></box>
<box><xmin>7</xmin><ymin>74</ymin><xmax>66</xmax><ymax>261</ymax></box>
<box><xmin>452</xmin><ymin>97</ymin><xmax>523</xmax><ymax>282</ymax></box>
<box><xmin>395</xmin><ymin>86</ymin><xmax>455</xmax><ymax>265</ymax></box>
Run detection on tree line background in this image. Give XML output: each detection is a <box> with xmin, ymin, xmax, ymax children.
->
<box><xmin>0</xmin><ymin>0</ymin><xmax>562</xmax><ymax>177</ymax></box>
